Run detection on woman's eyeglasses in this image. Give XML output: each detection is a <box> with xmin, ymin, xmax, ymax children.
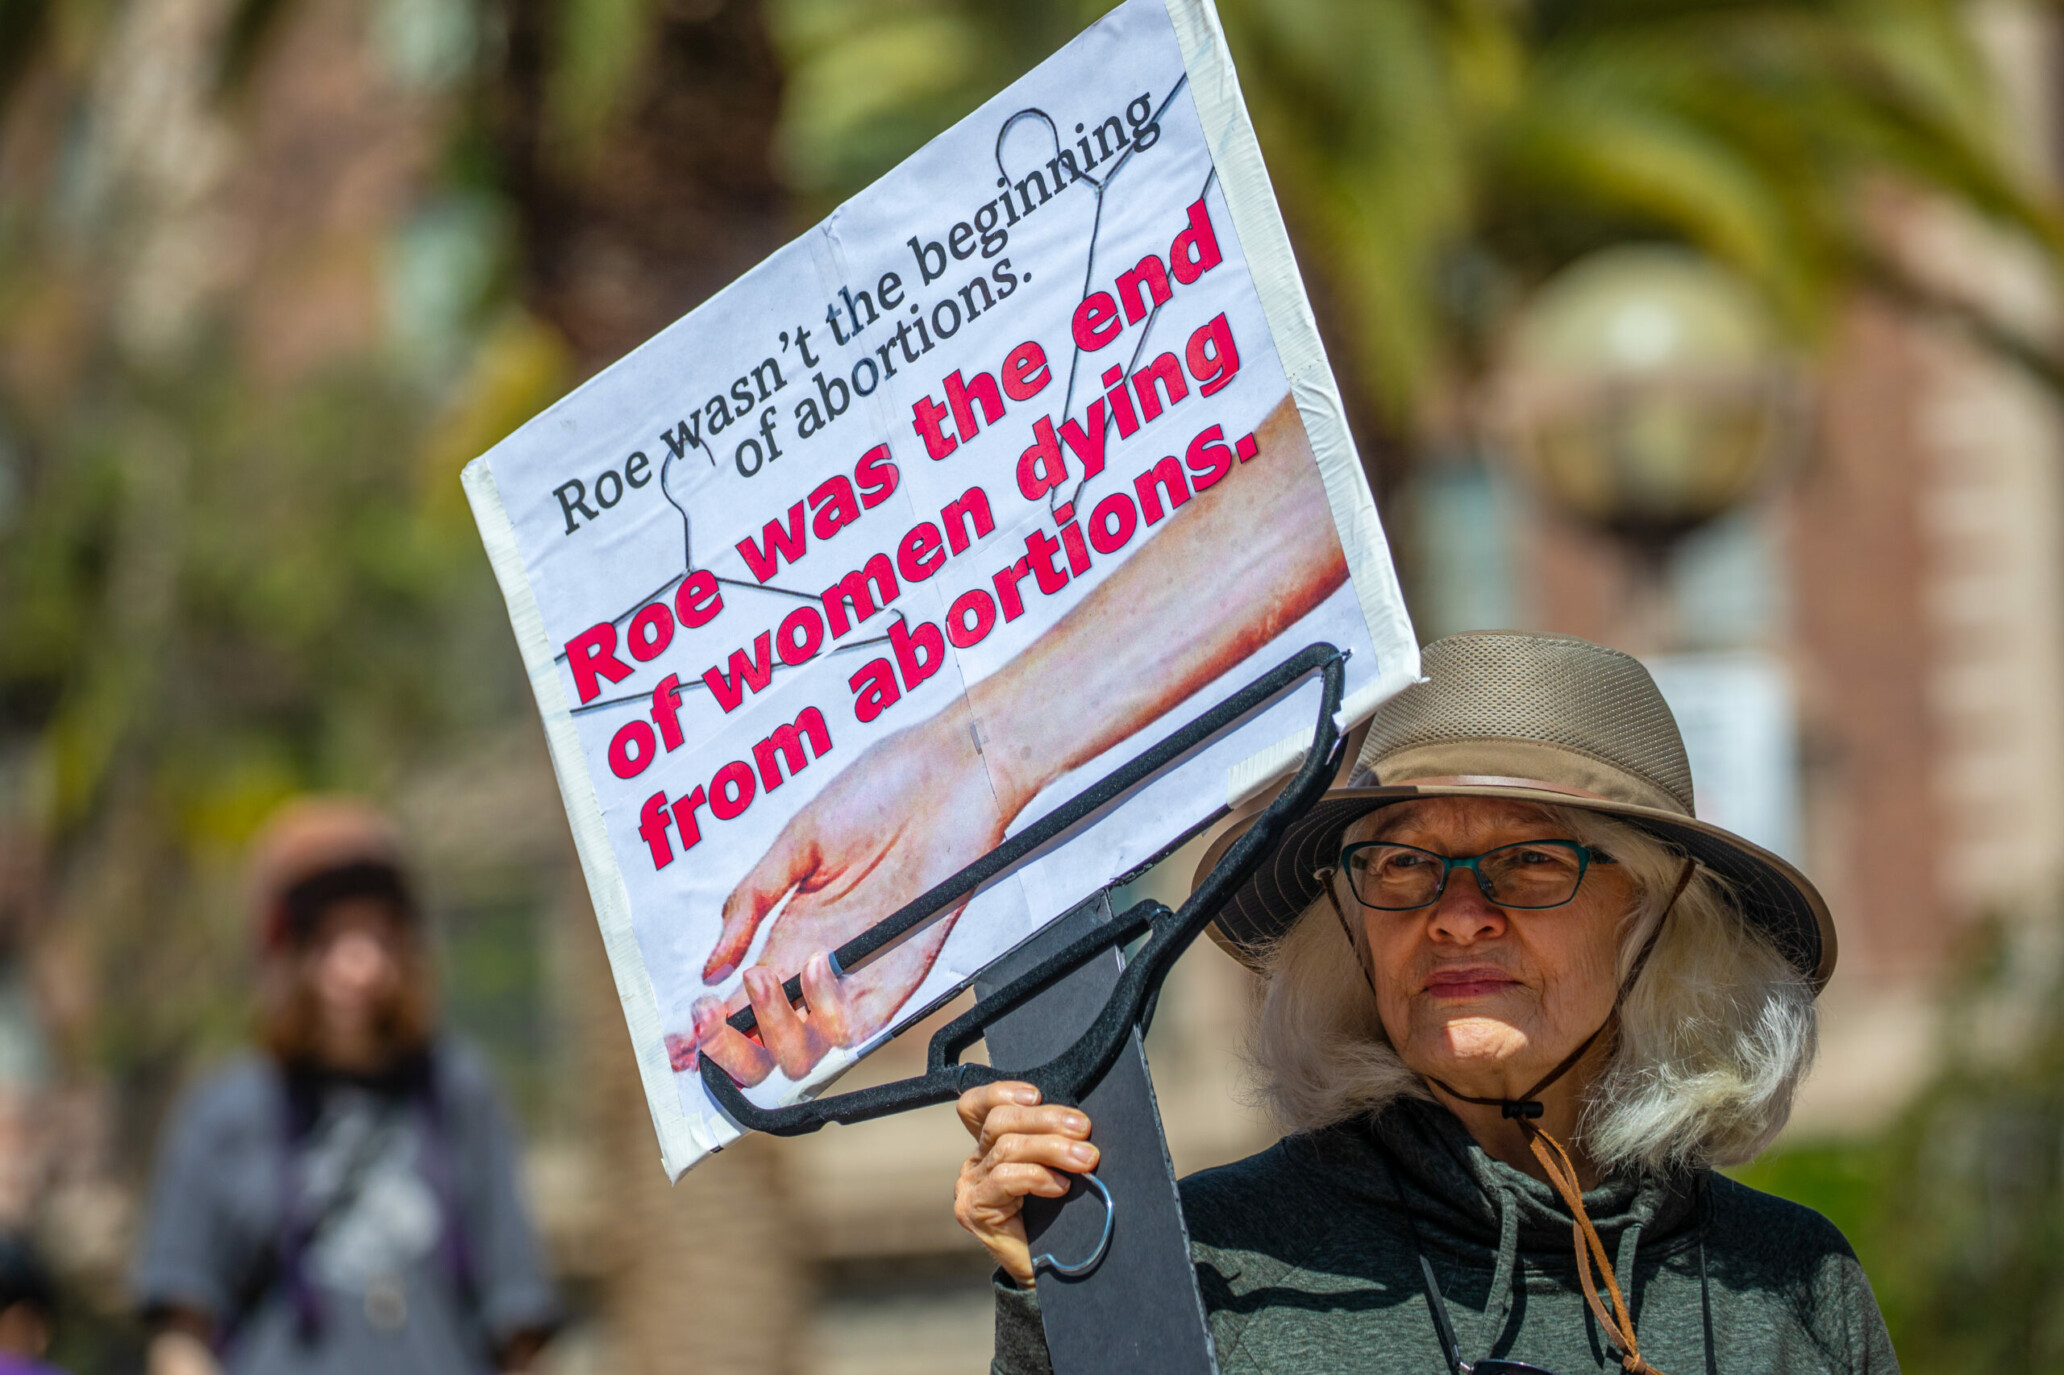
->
<box><xmin>1336</xmin><ymin>839</ymin><xmax>1602</xmax><ymax>911</ymax></box>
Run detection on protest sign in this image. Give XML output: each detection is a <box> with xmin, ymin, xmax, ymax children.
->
<box><xmin>464</xmin><ymin>0</ymin><xmax>1418</xmax><ymax>1176</ymax></box>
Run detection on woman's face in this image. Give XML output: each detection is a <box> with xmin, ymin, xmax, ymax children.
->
<box><xmin>1343</xmin><ymin>797</ymin><xmax>1638</xmax><ymax>1096</ymax></box>
<box><xmin>302</xmin><ymin>898</ymin><xmax>408</xmax><ymax>1065</ymax></box>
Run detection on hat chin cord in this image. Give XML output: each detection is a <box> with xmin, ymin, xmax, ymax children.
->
<box><xmin>1320</xmin><ymin>858</ymin><xmax>1697</xmax><ymax>1375</ymax></box>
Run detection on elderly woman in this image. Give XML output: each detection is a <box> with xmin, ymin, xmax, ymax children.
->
<box><xmin>955</xmin><ymin>632</ymin><xmax>1894</xmax><ymax>1374</ymax></box>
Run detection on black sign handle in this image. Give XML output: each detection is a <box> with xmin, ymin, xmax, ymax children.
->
<box><xmin>699</xmin><ymin>641</ymin><xmax>1347</xmax><ymax>1134</ymax></box>
<box><xmin>981</xmin><ymin>891</ymin><xmax>1221</xmax><ymax>1375</ymax></box>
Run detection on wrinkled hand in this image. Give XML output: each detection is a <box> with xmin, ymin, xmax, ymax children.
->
<box><xmin>694</xmin><ymin>698</ymin><xmax>1016</xmax><ymax>1086</ymax></box>
<box><xmin>953</xmin><ymin>1081</ymin><xmax>1099</xmax><ymax>1287</ymax></box>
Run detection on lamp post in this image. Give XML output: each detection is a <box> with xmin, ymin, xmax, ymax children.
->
<box><xmin>1489</xmin><ymin>246</ymin><xmax>1807</xmax><ymax>860</ymax></box>
<box><xmin>1493</xmin><ymin>245</ymin><xmax>1798</xmax><ymax>581</ymax></box>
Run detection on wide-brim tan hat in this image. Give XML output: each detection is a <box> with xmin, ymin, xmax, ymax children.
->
<box><xmin>246</xmin><ymin>795</ymin><xmax>415</xmax><ymax>952</ymax></box>
<box><xmin>1196</xmin><ymin>631</ymin><xmax>1835</xmax><ymax>989</ymax></box>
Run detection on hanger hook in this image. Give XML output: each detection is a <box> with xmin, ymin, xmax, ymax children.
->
<box><xmin>1030</xmin><ymin>1172</ymin><xmax>1114</xmax><ymax>1278</ymax></box>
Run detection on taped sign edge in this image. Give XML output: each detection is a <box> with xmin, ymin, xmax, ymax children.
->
<box><xmin>1160</xmin><ymin>0</ymin><xmax>1422</xmax><ymax>802</ymax></box>
<box><xmin>461</xmin><ymin>454</ymin><xmax>728</xmax><ymax>1180</ymax></box>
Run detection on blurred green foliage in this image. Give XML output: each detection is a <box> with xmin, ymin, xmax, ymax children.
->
<box><xmin>771</xmin><ymin>0</ymin><xmax>2064</xmax><ymax>430</ymax></box>
<box><xmin>773</xmin><ymin>1</ymin><xmax>1116</xmax><ymax>197</ymax></box>
<box><xmin>0</xmin><ymin>0</ymin><xmax>572</xmax><ymax>1103</ymax></box>
<box><xmin>0</xmin><ymin>328</ymin><xmax>538</xmax><ymax>1055</ymax></box>
<box><xmin>1732</xmin><ymin>913</ymin><xmax>2064</xmax><ymax>1372</ymax></box>
<box><xmin>0</xmin><ymin>0</ymin><xmax>2049</xmax><ymax>911</ymax></box>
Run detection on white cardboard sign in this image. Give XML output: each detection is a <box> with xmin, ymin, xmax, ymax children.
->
<box><xmin>465</xmin><ymin>0</ymin><xmax>1417</xmax><ymax>1177</ymax></box>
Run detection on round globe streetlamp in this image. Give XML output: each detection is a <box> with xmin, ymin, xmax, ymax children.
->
<box><xmin>1492</xmin><ymin>245</ymin><xmax>1800</xmax><ymax>562</ymax></box>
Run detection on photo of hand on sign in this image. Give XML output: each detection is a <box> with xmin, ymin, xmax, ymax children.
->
<box><xmin>691</xmin><ymin>392</ymin><xmax>1349</xmax><ymax>1087</ymax></box>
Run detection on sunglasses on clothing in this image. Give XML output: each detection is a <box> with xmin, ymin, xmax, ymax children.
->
<box><xmin>1418</xmin><ymin>1253</ymin><xmax>1560</xmax><ymax>1375</ymax></box>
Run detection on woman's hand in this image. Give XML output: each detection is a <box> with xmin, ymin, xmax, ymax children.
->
<box><xmin>693</xmin><ymin>698</ymin><xmax>1009</xmax><ymax>1085</ymax></box>
<box><xmin>692</xmin><ymin>949</ymin><xmax>875</xmax><ymax>1085</ymax></box>
<box><xmin>694</xmin><ymin>394</ymin><xmax>1346</xmax><ymax>1088</ymax></box>
<box><xmin>953</xmin><ymin>1082</ymin><xmax>1100</xmax><ymax>1287</ymax></box>
<box><xmin>702</xmin><ymin>698</ymin><xmax>1016</xmax><ymax>987</ymax></box>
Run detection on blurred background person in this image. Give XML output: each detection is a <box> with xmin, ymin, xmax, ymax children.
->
<box><xmin>131</xmin><ymin>799</ymin><xmax>558</xmax><ymax>1375</ymax></box>
<box><xmin>0</xmin><ymin>1232</ymin><xmax>64</xmax><ymax>1375</ymax></box>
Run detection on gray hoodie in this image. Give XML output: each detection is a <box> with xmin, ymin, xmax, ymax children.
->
<box><xmin>993</xmin><ymin>1099</ymin><xmax>1895</xmax><ymax>1373</ymax></box>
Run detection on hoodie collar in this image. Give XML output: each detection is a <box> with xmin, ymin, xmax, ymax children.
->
<box><xmin>1292</xmin><ymin>1097</ymin><xmax>1700</xmax><ymax>1259</ymax></box>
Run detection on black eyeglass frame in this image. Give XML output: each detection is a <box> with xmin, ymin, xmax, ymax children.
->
<box><xmin>1336</xmin><ymin>839</ymin><xmax>1605</xmax><ymax>911</ymax></box>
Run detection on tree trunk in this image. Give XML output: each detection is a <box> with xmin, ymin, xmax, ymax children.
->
<box><xmin>493</xmin><ymin>0</ymin><xmax>790</xmax><ymax>371</ymax></box>
<box><xmin>573</xmin><ymin>900</ymin><xmax>806</xmax><ymax>1374</ymax></box>
<box><xmin>489</xmin><ymin>2</ymin><xmax>806</xmax><ymax>1369</ymax></box>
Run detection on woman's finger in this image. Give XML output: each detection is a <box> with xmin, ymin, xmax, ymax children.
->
<box><xmin>800</xmin><ymin>951</ymin><xmax>854</xmax><ymax>1050</ymax></box>
<box><xmin>746</xmin><ymin>966</ymin><xmax>822</xmax><ymax>1080</ymax></box>
<box><xmin>983</xmin><ymin>1132</ymin><xmax>1100</xmax><ymax>1176</ymax></box>
<box><xmin>957</xmin><ymin>1081</ymin><xmax>1041</xmax><ymax>1139</ymax></box>
<box><xmin>706</xmin><ymin>826</ymin><xmax>814</xmax><ymax>981</ymax></box>
<box><xmin>978</xmin><ymin>1104</ymin><xmax>1092</xmax><ymax>1156</ymax></box>
<box><xmin>966</xmin><ymin>1160</ymin><xmax>1075</xmax><ymax>1213</ymax></box>
<box><xmin>953</xmin><ymin>1170</ymin><xmax>1035</xmax><ymax>1286</ymax></box>
<box><xmin>694</xmin><ymin>998</ymin><xmax>774</xmax><ymax>1086</ymax></box>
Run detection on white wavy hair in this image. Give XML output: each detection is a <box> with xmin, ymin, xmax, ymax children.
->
<box><xmin>1248</xmin><ymin>803</ymin><xmax>1817</xmax><ymax>1174</ymax></box>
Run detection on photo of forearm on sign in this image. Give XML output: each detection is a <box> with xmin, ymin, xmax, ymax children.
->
<box><xmin>692</xmin><ymin>393</ymin><xmax>1349</xmax><ymax>1086</ymax></box>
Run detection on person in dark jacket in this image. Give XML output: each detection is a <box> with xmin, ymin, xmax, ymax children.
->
<box><xmin>133</xmin><ymin>798</ymin><xmax>559</xmax><ymax>1375</ymax></box>
<box><xmin>956</xmin><ymin>632</ymin><xmax>1895</xmax><ymax>1374</ymax></box>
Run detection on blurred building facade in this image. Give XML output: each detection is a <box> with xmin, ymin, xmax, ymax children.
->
<box><xmin>1405</xmin><ymin>3</ymin><xmax>2064</xmax><ymax>1133</ymax></box>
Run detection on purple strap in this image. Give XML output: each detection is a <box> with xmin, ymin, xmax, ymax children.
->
<box><xmin>252</xmin><ymin>1049</ymin><xmax>475</xmax><ymax>1351</ymax></box>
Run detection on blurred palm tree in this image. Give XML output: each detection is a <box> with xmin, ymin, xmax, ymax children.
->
<box><xmin>774</xmin><ymin>0</ymin><xmax>2064</xmax><ymax>489</ymax></box>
